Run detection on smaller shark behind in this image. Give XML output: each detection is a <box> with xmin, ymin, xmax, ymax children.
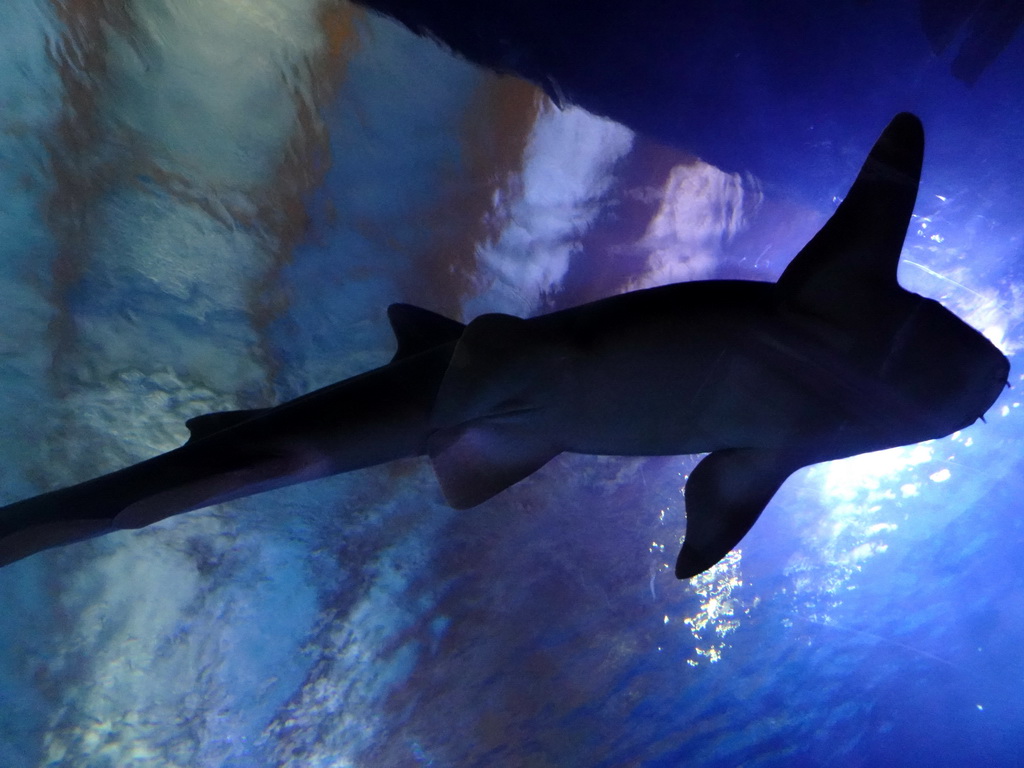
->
<box><xmin>0</xmin><ymin>114</ymin><xmax>1010</xmax><ymax>578</ymax></box>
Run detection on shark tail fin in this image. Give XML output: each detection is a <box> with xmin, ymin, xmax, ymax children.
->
<box><xmin>0</xmin><ymin>488</ymin><xmax>116</xmax><ymax>568</ymax></box>
<box><xmin>676</xmin><ymin>447</ymin><xmax>806</xmax><ymax>579</ymax></box>
<box><xmin>0</xmin><ymin>516</ymin><xmax>114</xmax><ymax>568</ymax></box>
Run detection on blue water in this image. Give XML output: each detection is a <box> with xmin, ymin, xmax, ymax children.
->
<box><xmin>0</xmin><ymin>2</ymin><xmax>1021</xmax><ymax>766</ymax></box>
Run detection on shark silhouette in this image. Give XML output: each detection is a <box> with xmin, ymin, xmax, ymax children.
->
<box><xmin>0</xmin><ymin>113</ymin><xmax>1009</xmax><ymax>577</ymax></box>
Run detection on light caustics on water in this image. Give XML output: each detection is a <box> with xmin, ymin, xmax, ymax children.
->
<box><xmin>679</xmin><ymin>551</ymin><xmax>752</xmax><ymax>666</ymax></box>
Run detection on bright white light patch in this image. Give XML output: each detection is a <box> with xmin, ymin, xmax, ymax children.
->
<box><xmin>469</xmin><ymin>102</ymin><xmax>634</xmax><ymax>316</ymax></box>
<box><xmin>629</xmin><ymin>161</ymin><xmax>761</xmax><ymax>289</ymax></box>
<box><xmin>929</xmin><ymin>468</ymin><xmax>952</xmax><ymax>483</ymax></box>
<box><xmin>818</xmin><ymin>443</ymin><xmax>934</xmax><ymax>503</ymax></box>
<box><xmin>792</xmin><ymin>443</ymin><xmax>942</xmax><ymax>598</ymax></box>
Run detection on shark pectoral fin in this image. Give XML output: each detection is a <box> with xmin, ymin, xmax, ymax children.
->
<box><xmin>387</xmin><ymin>303</ymin><xmax>465</xmax><ymax>361</ymax></box>
<box><xmin>185</xmin><ymin>409</ymin><xmax>268</xmax><ymax>443</ymax></box>
<box><xmin>428</xmin><ymin>424</ymin><xmax>559</xmax><ymax>509</ymax></box>
<box><xmin>676</xmin><ymin>448</ymin><xmax>803</xmax><ymax>579</ymax></box>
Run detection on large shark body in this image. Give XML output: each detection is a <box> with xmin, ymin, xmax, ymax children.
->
<box><xmin>0</xmin><ymin>114</ymin><xmax>1010</xmax><ymax>577</ymax></box>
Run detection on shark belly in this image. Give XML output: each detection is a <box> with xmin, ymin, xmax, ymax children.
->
<box><xmin>549</xmin><ymin>298</ymin><xmax>845</xmax><ymax>456</ymax></box>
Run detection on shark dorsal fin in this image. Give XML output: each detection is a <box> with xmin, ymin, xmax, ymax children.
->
<box><xmin>776</xmin><ymin>113</ymin><xmax>923</xmax><ymax>325</ymax></box>
<box><xmin>387</xmin><ymin>303</ymin><xmax>465</xmax><ymax>361</ymax></box>
<box><xmin>185</xmin><ymin>409</ymin><xmax>267</xmax><ymax>443</ymax></box>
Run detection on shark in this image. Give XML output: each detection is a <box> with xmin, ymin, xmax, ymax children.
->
<box><xmin>0</xmin><ymin>113</ymin><xmax>1010</xmax><ymax>577</ymax></box>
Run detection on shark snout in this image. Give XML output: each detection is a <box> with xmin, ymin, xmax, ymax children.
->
<box><xmin>955</xmin><ymin>355</ymin><xmax>1011</xmax><ymax>431</ymax></box>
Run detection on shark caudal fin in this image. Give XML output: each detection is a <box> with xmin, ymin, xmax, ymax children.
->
<box><xmin>0</xmin><ymin>481</ymin><xmax>120</xmax><ymax>568</ymax></box>
<box><xmin>0</xmin><ymin>515</ymin><xmax>114</xmax><ymax>568</ymax></box>
<box><xmin>113</xmin><ymin>453</ymin><xmax>310</xmax><ymax>529</ymax></box>
<box><xmin>676</xmin><ymin>448</ymin><xmax>810</xmax><ymax>579</ymax></box>
<box><xmin>776</xmin><ymin>113</ymin><xmax>923</xmax><ymax>329</ymax></box>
